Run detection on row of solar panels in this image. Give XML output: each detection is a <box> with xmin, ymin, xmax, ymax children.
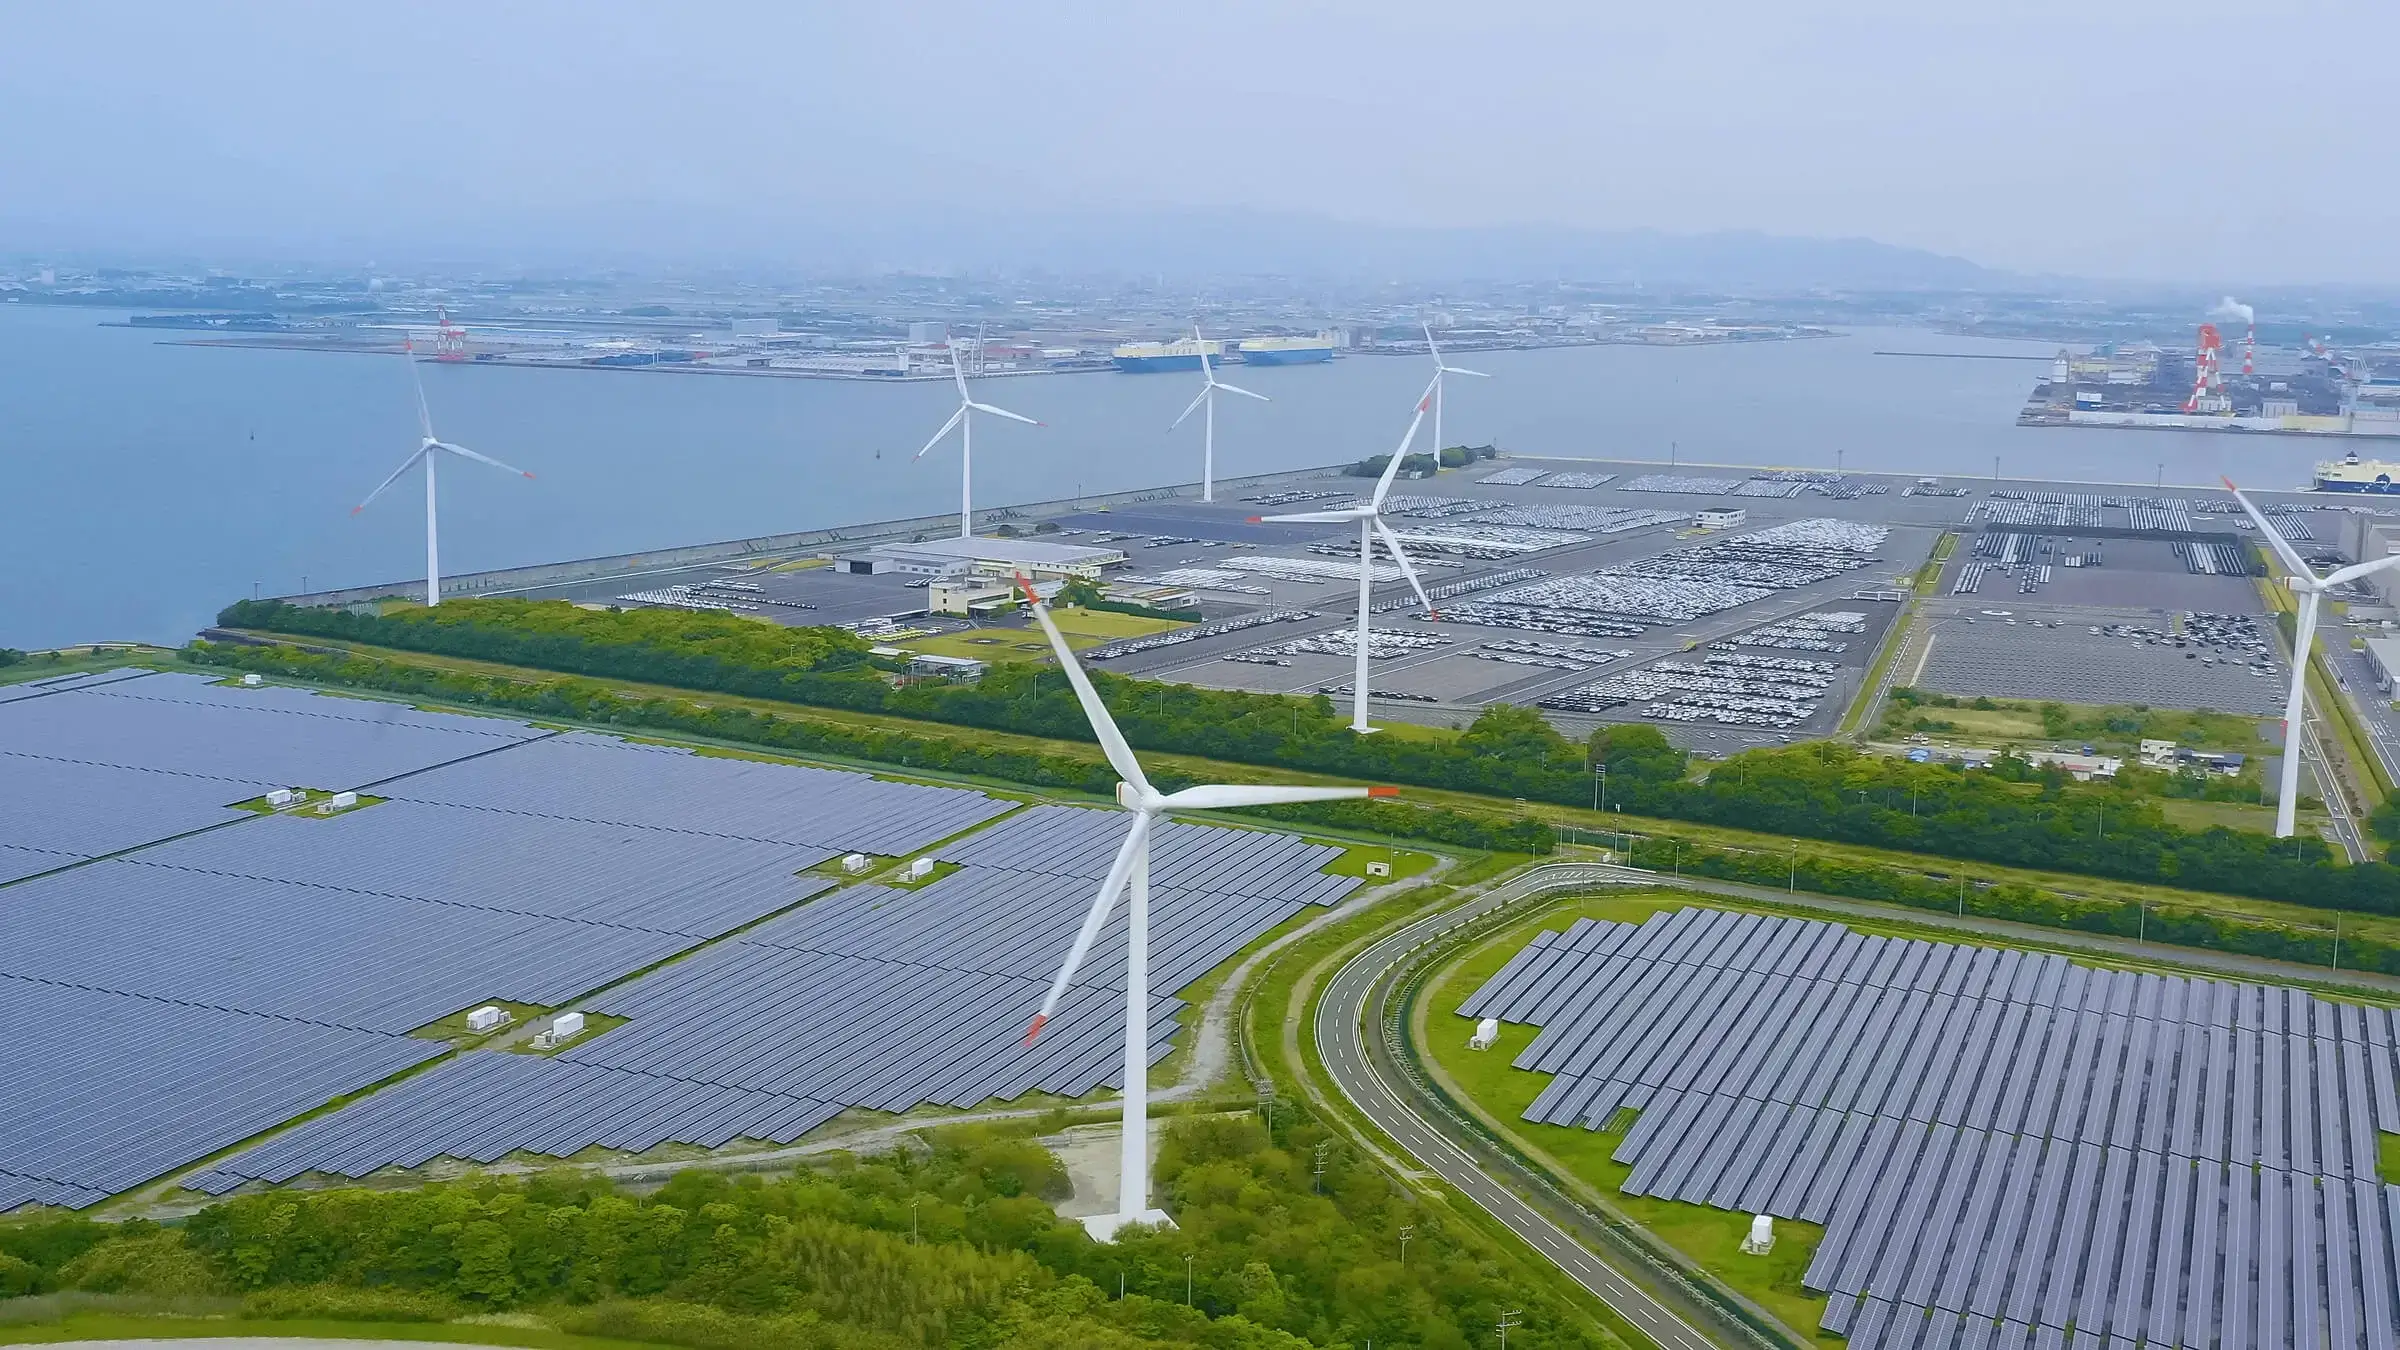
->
<box><xmin>1467</xmin><ymin>908</ymin><xmax>2389</xmax><ymax>1044</ymax></box>
<box><xmin>189</xmin><ymin>1052</ymin><xmax>848</xmax><ymax>1194</ymax></box>
<box><xmin>938</xmin><ymin>804</ymin><xmax>1357</xmax><ymax>907</ymax></box>
<box><xmin>1812</xmin><ymin>1145</ymin><xmax>2399</xmax><ymax>1350</ymax></box>
<box><xmin>1460</xmin><ymin>906</ymin><xmax>2400</xmax><ymax>1350</ymax></box>
<box><xmin>1514</xmin><ymin>972</ymin><xmax>2399</xmax><ymax>1177</ymax></box>
<box><xmin>0</xmin><ymin>973</ymin><xmax>443</xmax><ymax>1198</ymax></box>
<box><xmin>196</xmin><ymin>837</ymin><xmax>1358</xmax><ymax>1188</ymax></box>
<box><xmin>378</xmin><ymin>731</ymin><xmax>1015</xmax><ymax>858</ymax></box>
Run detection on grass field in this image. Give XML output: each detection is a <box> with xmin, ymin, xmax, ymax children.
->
<box><xmin>903</xmin><ymin>607</ymin><xmax>1190</xmax><ymax>664</ymax></box>
<box><xmin>1878</xmin><ymin>696</ymin><xmax>2266</xmax><ymax>753</ymax></box>
<box><xmin>409</xmin><ymin>999</ymin><xmax>548</xmax><ymax>1045</ymax></box>
<box><xmin>1317</xmin><ymin>841</ymin><xmax>1439</xmax><ymax>880</ymax></box>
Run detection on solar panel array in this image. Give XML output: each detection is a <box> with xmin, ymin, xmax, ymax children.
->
<box><xmin>380</xmin><ymin>731</ymin><xmax>1011</xmax><ymax>856</ymax></box>
<box><xmin>0</xmin><ymin>670</ymin><xmax>550</xmax><ymax>874</ymax></box>
<box><xmin>0</xmin><ymin>685</ymin><xmax>1016</xmax><ymax>1210</ymax></box>
<box><xmin>1462</xmin><ymin>906</ymin><xmax>2400</xmax><ymax>1350</ymax></box>
<box><xmin>192</xmin><ymin>807</ymin><xmax>1354</xmax><ymax>1192</ymax></box>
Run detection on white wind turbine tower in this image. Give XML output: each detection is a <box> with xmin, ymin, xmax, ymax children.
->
<box><xmin>352</xmin><ymin>346</ymin><xmax>534</xmax><ymax>606</ymax></box>
<box><xmin>1424</xmin><ymin>321</ymin><xmax>1488</xmax><ymax>458</ymax></box>
<box><xmin>913</xmin><ymin>337</ymin><xmax>1042</xmax><ymax>538</ymax></box>
<box><xmin>1250</xmin><ymin>378</ymin><xmax>1443</xmax><ymax>734</ymax></box>
<box><xmin>2225</xmin><ymin>475</ymin><xmax>2400</xmax><ymax>837</ymax></box>
<box><xmin>1011</xmin><ymin>573</ymin><xmax>1394</xmax><ymax>1241</ymax></box>
<box><xmin>1169</xmin><ymin>325</ymin><xmax>1267</xmax><ymax>502</ymax></box>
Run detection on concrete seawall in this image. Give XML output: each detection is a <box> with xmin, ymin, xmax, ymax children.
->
<box><xmin>274</xmin><ymin>462</ymin><xmax>1354</xmax><ymax>610</ymax></box>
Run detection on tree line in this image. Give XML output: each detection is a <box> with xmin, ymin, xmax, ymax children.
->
<box><xmin>0</xmin><ymin>1111</ymin><xmax>1615</xmax><ymax>1350</ymax></box>
<box><xmin>215</xmin><ymin>597</ymin><xmax>2400</xmax><ymax>911</ymax></box>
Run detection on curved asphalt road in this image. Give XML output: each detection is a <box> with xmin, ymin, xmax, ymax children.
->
<box><xmin>1314</xmin><ymin>863</ymin><xmax>1723</xmax><ymax>1350</ymax></box>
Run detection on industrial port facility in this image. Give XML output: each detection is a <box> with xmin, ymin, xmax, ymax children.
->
<box><xmin>2020</xmin><ymin>300</ymin><xmax>2400</xmax><ymax>441</ymax></box>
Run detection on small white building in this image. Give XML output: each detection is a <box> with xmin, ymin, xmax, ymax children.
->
<box><xmin>1696</xmin><ymin>507</ymin><xmax>1747</xmax><ymax>530</ymax></box>
<box><xmin>2139</xmin><ymin>739</ymin><xmax>2178</xmax><ymax>768</ymax></box>
<box><xmin>551</xmin><ymin>1011</ymin><xmax>586</xmax><ymax>1040</ymax></box>
<box><xmin>841</xmin><ymin>853</ymin><xmax>872</xmax><ymax>875</ymax></box>
<box><xmin>906</xmin><ymin>857</ymin><xmax>937</xmax><ymax>881</ymax></box>
<box><xmin>1468</xmin><ymin>1017</ymin><xmax>1501</xmax><ymax>1051</ymax></box>
<box><xmin>466</xmin><ymin>1005</ymin><xmax>510</xmax><ymax>1033</ymax></box>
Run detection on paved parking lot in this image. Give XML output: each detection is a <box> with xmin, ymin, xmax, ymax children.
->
<box><xmin>1915</xmin><ymin>618</ymin><xmax>2284</xmax><ymax>713</ymax></box>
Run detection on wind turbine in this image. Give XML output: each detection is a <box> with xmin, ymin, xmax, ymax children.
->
<box><xmin>1424</xmin><ymin>322</ymin><xmax>1488</xmax><ymax>458</ymax></box>
<box><xmin>1011</xmin><ymin>573</ymin><xmax>1394</xmax><ymax>1241</ymax></box>
<box><xmin>1249</xmin><ymin>378</ymin><xmax>1442</xmax><ymax>734</ymax></box>
<box><xmin>352</xmin><ymin>346</ymin><xmax>534</xmax><ymax>607</ymax></box>
<box><xmin>1169</xmin><ymin>325</ymin><xmax>1267</xmax><ymax>502</ymax></box>
<box><xmin>914</xmin><ymin>337</ymin><xmax>1042</xmax><ymax>539</ymax></box>
<box><xmin>2225</xmin><ymin>475</ymin><xmax>2400</xmax><ymax>837</ymax></box>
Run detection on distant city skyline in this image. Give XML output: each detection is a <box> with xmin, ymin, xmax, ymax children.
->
<box><xmin>3</xmin><ymin>1</ymin><xmax>2396</xmax><ymax>285</ymax></box>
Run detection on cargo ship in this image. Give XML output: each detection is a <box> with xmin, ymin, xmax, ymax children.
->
<box><xmin>1112</xmin><ymin>338</ymin><xmax>1222</xmax><ymax>373</ymax></box>
<box><xmin>1238</xmin><ymin>334</ymin><xmax>1335</xmax><ymax>366</ymax></box>
<box><xmin>2313</xmin><ymin>453</ymin><xmax>2400</xmax><ymax>493</ymax></box>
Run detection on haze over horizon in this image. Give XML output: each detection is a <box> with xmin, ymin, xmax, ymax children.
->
<box><xmin>4</xmin><ymin>0</ymin><xmax>2396</xmax><ymax>285</ymax></box>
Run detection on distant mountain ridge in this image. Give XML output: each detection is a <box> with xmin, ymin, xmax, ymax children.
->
<box><xmin>789</xmin><ymin>207</ymin><xmax>2006</xmax><ymax>292</ymax></box>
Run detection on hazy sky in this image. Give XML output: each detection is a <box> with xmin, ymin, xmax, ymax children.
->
<box><xmin>5</xmin><ymin>1</ymin><xmax>2395</xmax><ymax>283</ymax></box>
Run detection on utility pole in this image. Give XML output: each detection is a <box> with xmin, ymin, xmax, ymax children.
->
<box><xmin>1789</xmin><ymin>841</ymin><xmax>1798</xmax><ymax>893</ymax></box>
<box><xmin>1399</xmin><ymin>1225</ymin><xmax>1415</xmax><ymax>1268</ymax></box>
<box><xmin>910</xmin><ymin>1198</ymin><xmax>919</xmax><ymax>1244</ymax></box>
<box><xmin>1312</xmin><ymin>1140</ymin><xmax>1331</xmax><ymax>1194</ymax></box>
<box><xmin>1186</xmin><ymin>1255</ymin><xmax>1195</xmax><ymax>1306</ymax></box>
<box><xmin>1593</xmin><ymin>763</ymin><xmax>1606</xmax><ymax>812</ymax></box>
<box><xmin>1497</xmin><ymin>1309</ymin><xmax>1522</xmax><ymax>1349</ymax></box>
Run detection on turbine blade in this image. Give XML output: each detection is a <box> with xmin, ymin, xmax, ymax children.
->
<box><xmin>1254</xmin><ymin>509</ymin><xmax>1369</xmax><ymax>524</ymax></box>
<box><xmin>1160</xmin><ymin>783</ymin><xmax>1397</xmax><ymax>810</ymax></box>
<box><xmin>1214</xmin><ymin>380</ymin><xmax>1269</xmax><ymax>402</ymax></box>
<box><xmin>913</xmin><ymin>407</ymin><xmax>967</xmax><ymax>461</ymax></box>
<box><xmin>1170</xmin><ymin>385</ymin><xmax>1210</xmax><ymax>431</ymax></box>
<box><xmin>1194</xmin><ymin>324</ymin><xmax>1213</xmax><ymax>381</ymax></box>
<box><xmin>1025</xmin><ymin>814</ymin><xmax>1145</xmax><ymax>1043</ymax></box>
<box><xmin>1443</xmin><ymin>365</ymin><xmax>1490</xmax><ymax>378</ymax></box>
<box><xmin>1374</xmin><ymin>518</ymin><xmax>1439</xmax><ymax>616</ymax></box>
<box><xmin>948</xmin><ymin>340</ymin><xmax>970</xmax><ymax>398</ymax></box>
<box><xmin>1422</xmin><ymin>320</ymin><xmax>1441</xmax><ymax>364</ymax></box>
<box><xmin>434</xmin><ymin>441</ymin><xmax>534</xmax><ymax>478</ymax></box>
<box><xmin>1372</xmin><ymin>380</ymin><xmax>1438</xmax><ymax>508</ymax></box>
<box><xmin>352</xmin><ymin>448</ymin><xmax>425</xmax><ymax>515</ymax></box>
<box><xmin>2323</xmin><ymin>552</ymin><xmax>2400</xmax><ymax>588</ymax></box>
<box><xmin>2222</xmin><ymin>477</ymin><xmax>2313</xmax><ymax>579</ymax></box>
<box><xmin>405</xmin><ymin>344</ymin><xmax>436</xmax><ymax>443</ymax></box>
<box><xmin>1012</xmin><ymin>573</ymin><xmax>1153</xmax><ymax>795</ymax></box>
<box><xmin>967</xmin><ymin>401</ymin><xmax>1042</xmax><ymax>427</ymax></box>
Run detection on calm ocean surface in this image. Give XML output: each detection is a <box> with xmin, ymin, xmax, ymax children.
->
<box><xmin>0</xmin><ymin>303</ymin><xmax>2335</xmax><ymax>650</ymax></box>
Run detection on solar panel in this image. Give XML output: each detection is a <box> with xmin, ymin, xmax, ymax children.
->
<box><xmin>1455</xmin><ymin>905</ymin><xmax>2400</xmax><ymax>1345</ymax></box>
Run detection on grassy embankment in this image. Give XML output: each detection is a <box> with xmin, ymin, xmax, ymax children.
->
<box><xmin>1224</xmin><ymin>854</ymin><xmax>1663</xmax><ymax>1349</ymax></box>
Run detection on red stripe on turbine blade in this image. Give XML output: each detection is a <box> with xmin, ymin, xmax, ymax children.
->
<box><xmin>1246</xmin><ymin>516</ymin><xmax>1265</xmax><ymax>524</ymax></box>
<box><xmin>1368</xmin><ymin>786</ymin><xmax>1400</xmax><ymax>798</ymax></box>
<box><xmin>1022</xmin><ymin>1013</ymin><xmax>1048</xmax><ymax>1046</ymax></box>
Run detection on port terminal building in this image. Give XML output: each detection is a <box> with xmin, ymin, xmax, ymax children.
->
<box><xmin>836</xmin><ymin>535</ymin><xmax>1127</xmax><ymax>581</ymax></box>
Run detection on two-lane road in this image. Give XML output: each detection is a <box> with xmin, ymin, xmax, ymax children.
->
<box><xmin>1313</xmin><ymin>863</ymin><xmax>1729</xmax><ymax>1350</ymax></box>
